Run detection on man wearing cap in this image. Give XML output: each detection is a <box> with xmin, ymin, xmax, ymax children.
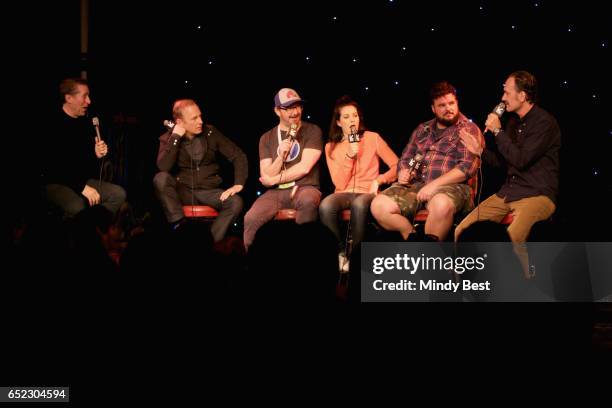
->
<box><xmin>243</xmin><ymin>88</ymin><xmax>323</xmax><ymax>249</ymax></box>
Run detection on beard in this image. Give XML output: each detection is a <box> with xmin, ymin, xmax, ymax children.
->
<box><xmin>436</xmin><ymin>111</ymin><xmax>460</xmax><ymax>127</ymax></box>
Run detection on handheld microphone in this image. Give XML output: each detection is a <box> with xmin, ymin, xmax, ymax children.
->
<box><xmin>401</xmin><ymin>153</ymin><xmax>424</xmax><ymax>185</ymax></box>
<box><xmin>483</xmin><ymin>102</ymin><xmax>506</xmax><ymax>134</ymax></box>
<box><xmin>163</xmin><ymin>119</ymin><xmax>175</xmax><ymax>130</ymax></box>
<box><xmin>92</xmin><ymin>117</ymin><xmax>102</xmax><ymax>142</ymax></box>
<box><xmin>348</xmin><ymin>125</ymin><xmax>360</xmax><ymax>143</ymax></box>
<box><xmin>408</xmin><ymin>153</ymin><xmax>424</xmax><ymax>173</ymax></box>
<box><xmin>288</xmin><ymin>123</ymin><xmax>298</xmax><ymax>140</ymax></box>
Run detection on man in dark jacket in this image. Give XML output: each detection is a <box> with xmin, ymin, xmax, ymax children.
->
<box><xmin>153</xmin><ymin>99</ymin><xmax>247</xmax><ymax>242</ymax></box>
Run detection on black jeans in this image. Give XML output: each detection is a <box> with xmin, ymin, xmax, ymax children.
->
<box><xmin>153</xmin><ymin>171</ymin><xmax>243</xmax><ymax>242</ymax></box>
<box><xmin>318</xmin><ymin>192</ymin><xmax>375</xmax><ymax>253</ymax></box>
<box><xmin>46</xmin><ymin>180</ymin><xmax>126</xmax><ymax>218</ymax></box>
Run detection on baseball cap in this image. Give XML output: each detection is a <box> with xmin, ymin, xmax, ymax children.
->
<box><xmin>274</xmin><ymin>88</ymin><xmax>304</xmax><ymax>108</ymax></box>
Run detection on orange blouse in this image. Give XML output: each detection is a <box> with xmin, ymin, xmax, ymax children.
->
<box><xmin>325</xmin><ymin>131</ymin><xmax>398</xmax><ymax>194</ymax></box>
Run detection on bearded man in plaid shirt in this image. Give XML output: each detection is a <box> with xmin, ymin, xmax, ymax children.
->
<box><xmin>370</xmin><ymin>81</ymin><xmax>483</xmax><ymax>241</ymax></box>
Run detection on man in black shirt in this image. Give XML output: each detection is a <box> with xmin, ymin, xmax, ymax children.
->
<box><xmin>455</xmin><ymin>71</ymin><xmax>560</xmax><ymax>278</ymax></box>
<box><xmin>44</xmin><ymin>78</ymin><xmax>126</xmax><ymax>218</ymax></box>
<box><xmin>154</xmin><ymin>99</ymin><xmax>247</xmax><ymax>242</ymax></box>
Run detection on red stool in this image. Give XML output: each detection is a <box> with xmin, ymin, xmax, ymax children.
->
<box><xmin>413</xmin><ymin>209</ymin><xmax>429</xmax><ymax>223</ymax></box>
<box><xmin>500</xmin><ymin>212</ymin><xmax>514</xmax><ymax>225</ymax></box>
<box><xmin>341</xmin><ymin>209</ymin><xmax>351</xmax><ymax>222</ymax></box>
<box><xmin>274</xmin><ymin>209</ymin><xmax>297</xmax><ymax>221</ymax></box>
<box><xmin>183</xmin><ymin>205</ymin><xmax>219</xmax><ymax>219</ymax></box>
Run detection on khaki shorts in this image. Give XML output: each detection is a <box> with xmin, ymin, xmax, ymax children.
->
<box><xmin>380</xmin><ymin>182</ymin><xmax>473</xmax><ymax>219</ymax></box>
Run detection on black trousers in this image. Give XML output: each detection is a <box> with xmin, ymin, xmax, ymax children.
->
<box><xmin>46</xmin><ymin>180</ymin><xmax>126</xmax><ymax>218</ymax></box>
<box><xmin>153</xmin><ymin>171</ymin><xmax>243</xmax><ymax>242</ymax></box>
<box><xmin>319</xmin><ymin>192</ymin><xmax>375</xmax><ymax>253</ymax></box>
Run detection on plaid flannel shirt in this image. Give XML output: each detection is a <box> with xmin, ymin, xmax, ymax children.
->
<box><xmin>398</xmin><ymin>114</ymin><xmax>482</xmax><ymax>184</ymax></box>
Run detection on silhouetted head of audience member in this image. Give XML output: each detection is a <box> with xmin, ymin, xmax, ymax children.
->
<box><xmin>247</xmin><ymin>221</ymin><xmax>339</xmax><ymax>303</ymax></box>
<box><xmin>457</xmin><ymin>221</ymin><xmax>511</xmax><ymax>242</ymax></box>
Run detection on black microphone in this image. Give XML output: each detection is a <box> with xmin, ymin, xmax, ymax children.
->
<box><xmin>400</xmin><ymin>153</ymin><xmax>424</xmax><ymax>185</ymax></box>
<box><xmin>92</xmin><ymin>117</ymin><xmax>102</xmax><ymax>142</ymax></box>
<box><xmin>348</xmin><ymin>125</ymin><xmax>360</xmax><ymax>143</ymax></box>
<box><xmin>483</xmin><ymin>102</ymin><xmax>506</xmax><ymax>134</ymax></box>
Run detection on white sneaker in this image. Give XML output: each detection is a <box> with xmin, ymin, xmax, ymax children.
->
<box><xmin>338</xmin><ymin>253</ymin><xmax>350</xmax><ymax>273</ymax></box>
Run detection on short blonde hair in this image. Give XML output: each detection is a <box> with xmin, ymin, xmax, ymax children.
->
<box><xmin>172</xmin><ymin>99</ymin><xmax>198</xmax><ymax>120</ymax></box>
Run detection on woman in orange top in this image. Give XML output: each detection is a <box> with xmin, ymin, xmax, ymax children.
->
<box><xmin>320</xmin><ymin>96</ymin><xmax>398</xmax><ymax>272</ymax></box>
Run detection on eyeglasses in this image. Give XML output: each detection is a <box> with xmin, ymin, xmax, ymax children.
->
<box><xmin>280</xmin><ymin>104</ymin><xmax>303</xmax><ymax>112</ymax></box>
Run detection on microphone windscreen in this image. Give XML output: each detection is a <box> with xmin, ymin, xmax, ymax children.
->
<box><xmin>493</xmin><ymin>103</ymin><xmax>506</xmax><ymax>117</ymax></box>
<box><xmin>92</xmin><ymin>117</ymin><xmax>99</xmax><ymax>127</ymax></box>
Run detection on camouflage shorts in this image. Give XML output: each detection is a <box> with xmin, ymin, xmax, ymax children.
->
<box><xmin>380</xmin><ymin>182</ymin><xmax>473</xmax><ymax>219</ymax></box>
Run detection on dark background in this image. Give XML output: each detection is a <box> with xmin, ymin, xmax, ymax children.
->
<box><xmin>3</xmin><ymin>0</ymin><xmax>611</xmax><ymax>389</ymax></box>
<box><xmin>11</xmin><ymin>0</ymin><xmax>611</xmax><ymax>238</ymax></box>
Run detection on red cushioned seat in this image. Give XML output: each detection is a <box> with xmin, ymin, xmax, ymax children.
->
<box><xmin>183</xmin><ymin>205</ymin><xmax>219</xmax><ymax>218</ymax></box>
<box><xmin>274</xmin><ymin>209</ymin><xmax>297</xmax><ymax>221</ymax></box>
<box><xmin>500</xmin><ymin>212</ymin><xmax>514</xmax><ymax>225</ymax></box>
<box><xmin>341</xmin><ymin>209</ymin><xmax>351</xmax><ymax>222</ymax></box>
<box><xmin>414</xmin><ymin>209</ymin><xmax>429</xmax><ymax>223</ymax></box>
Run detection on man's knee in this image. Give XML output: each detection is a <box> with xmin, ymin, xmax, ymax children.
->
<box><xmin>428</xmin><ymin>195</ymin><xmax>455</xmax><ymax>220</ymax></box>
<box><xmin>64</xmin><ymin>199</ymin><xmax>86</xmax><ymax>217</ymax></box>
<box><xmin>153</xmin><ymin>172</ymin><xmax>173</xmax><ymax>192</ymax></box>
<box><xmin>110</xmin><ymin>184</ymin><xmax>127</xmax><ymax>204</ymax></box>
<box><xmin>296</xmin><ymin>191</ymin><xmax>321</xmax><ymax>211</ymax></box>
<box><xmin>224</xmin><ymin>194</ymin><xmax>243</xmax><ymax>214</ymax></box>
<box><xmin>370</xmin><ymin>195</ymin><xmax>394</xmax><ymax>218</ymax></box>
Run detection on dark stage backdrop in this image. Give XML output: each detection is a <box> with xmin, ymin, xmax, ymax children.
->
<box><xmin>15</xmin><ymin>0</ymin><xmax>611</xmax><ymax>239</ymax></box>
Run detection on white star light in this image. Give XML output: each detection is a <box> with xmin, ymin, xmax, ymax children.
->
<box><xmin>196</xmin><ymin>25</ymin><xmax>202</xmax><ymax>30</ymax></box>
<box><xmin>307</xmin><ymin>115</ymin><xmax>311</xmax><ymax>119</ymax></box>
<box><xmin>394</xmin><ymin>81</ymin><xmax>399</xmax><ymax>85</ymax></box>
<box><xmin>568</xmin><ymin>26</ymin><xmax>572</xmax><ymax>32</ymax></box>
<box><xmin>184</xmin><ymin>80</ymin><xmax>189</xmax><ymax>84</ymax></box>
<box><xmin>333</xmin><ymin>16</ymin><xmax>337</xmax><ymax>21</ymax></box>
<box><xmin>257</xmin><ymin>191</ymin><xmax>262</xmax><ymax>196</ymax></box>
<box><xmin>511</xmin><ymin>25</ymin><xmax>516</xmax><ymax>30</ymax></box>
<box><xmin>365</xmin><ymin>86</ymin><xmax>369</xmax><ymax>91</ymax></box>
<box><xmin>430</xmin><ymin>27</ymin><xmax>435</xmax><ymax>32</ymax></box>
<box><xmin>305</xmin><ymin>56</ymin><xmax>310</xmax><ymax>61</ymax></box>
<box><xmin>352</xmin><ymin>58</ymin><xmax>357</xmax><ymax>62</ymax></box>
